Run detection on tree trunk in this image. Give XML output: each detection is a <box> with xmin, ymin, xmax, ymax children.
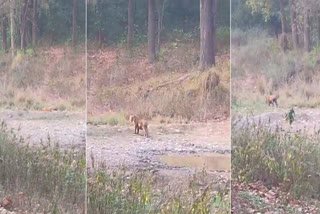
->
<box><xmin>289</xmin><ymin>0</ymin><xmax>298</xmax><ymax>49</ymax></box>
<box><xmin>10</xmin><ymin>0</ymin><xmax>15</xmax><ymax>57</ymax></box>
<box><xmin>20</xmin><ymin>0</ymin><xmax>29</xmax><ymax>50</ymax></box>
<box><xmin>72</xmin><ymin>0</ymin><xmax>77</xmax><ymax>48</ymax></box>
<box><xmin>32</xmin><ymin>0</ymin><xmax>37</xmax><ymax>46</ymax></box>
<box><xmin>279</xmin><ymin>0</ymin><xmax>288</xmax><ymax>52</ymax></box>
<box><xmin>279</xmin><ymin>0</ymin><xmax>286</xmax><ymax>34</ymax></box>
<box><xmin>1</xmin><ymin>16</ymin><xmax>8</xmax><ymax>53</ymax></box>
<box><xmin>199</xmin><ymin>0</ymin><xmax>216</xmax><ymax>70</ymax></box>
<box><xmin>156</xmin><ymin>0</ymin><xmax>164</xmax><ymax>52</ymax></box>
<box><xmin>127</xmin><ymin>0</ymin><xmax>134</xmax><ymax>50</ymax></box>
<box><xmin>317</xmin><ymin>12</ymin><xmax>320</xmax><ymax>45</ymax></box>
<box><xmin>148</xmin><ymin>0</ymin><xmax>156</xmax><ymax>63</ymax></box>
<box><xmin>304</xmin><ymin>8</ymin><xmax>311</xmax><ymax>52</ymax></box>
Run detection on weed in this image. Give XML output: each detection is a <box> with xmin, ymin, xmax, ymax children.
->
<box><xmin>87</xmin><ymin>168</ymin><xmax>230</xmax><ymax>214</ymax></box>
<box><xmin>0</xmin><ymin>121</ymin><xmax>85</xmax><ymax>212</ymax></box>
<box><xmin>232</xmin><ymin>121</ymin><xmax>320</xmax><ymax>200</ymax></box>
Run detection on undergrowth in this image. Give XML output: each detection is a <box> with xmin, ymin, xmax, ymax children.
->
<box><xmin>0</xmin><ymin>121</ymin><xmax>85</xmax><ymax>213</ymax></box>
<box><xmin>87</xmin><ymin>168</ymin><xmax>230</xmax><ymax>214</ymax></box>
<box><xmin>231</xmin><ymin>28</ymin><xmax>320</xmax><ymax>111</ymax></box>
<box><xmin>0</xmin><ymin>47</ymin><xmax>85</xmax><ymax>111</ymax></box>
<box><xmin>232</xmin><ymin>120</ymin><xmax>320</xmax><ymax>200</ymax></box>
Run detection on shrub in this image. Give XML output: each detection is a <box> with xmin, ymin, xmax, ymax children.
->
<box><xmin>232</xmin><ymin>120</ymin><xmax>320</xmax><ymax>199</ymax></box>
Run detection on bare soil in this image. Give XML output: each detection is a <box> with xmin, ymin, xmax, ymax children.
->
<box><xmin>234</xmin><ymin>108</ymin><xmax>320</xmax><ymax>135</ymax></box>
<box><xmin>0</xmin><ymin>110</ymin><xmax>86</xmax><ymax>150</ymax></box>
<box><xmin>87</xmin><ymin>118</ymin><xmax>231</xmax><ymax>182</ymax></box>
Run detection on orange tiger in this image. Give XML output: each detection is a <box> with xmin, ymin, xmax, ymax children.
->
<box><xmin>129</xmin><ymin>115</ymin><xmax>149</xmax><ymax>138</ymax></box>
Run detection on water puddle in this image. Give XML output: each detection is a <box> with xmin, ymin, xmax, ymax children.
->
<box><xmin>158</xmin><ymin>153</ymin><xmax>230</xmax><ymax>171</ymax></box>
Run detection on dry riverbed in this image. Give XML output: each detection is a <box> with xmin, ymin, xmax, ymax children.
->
<box><xmin>87</xmin><ymin>118</ymin><xmax>231</xmax><ymax>183</ymax></box>
<box><xmin>0</xmin><ymin>110</ymin><xmax>86</xmax><ymax>150</ymax></box>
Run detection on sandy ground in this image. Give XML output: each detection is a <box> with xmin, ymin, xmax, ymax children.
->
<box><xmin>233</xmin><ymin>108</ymin><xmax>320</xmax><ymax>135</ymax></box>
<box><xmin>0</xmin><ymin>110</ymin><xmax>86</xmax><ymax>151</ymax></box>
<box><xmin>87</xmin><ymin>118</ymin><xmax>231</xmax><ymax>182</ymax></box>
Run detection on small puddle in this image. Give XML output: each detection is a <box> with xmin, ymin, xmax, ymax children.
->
<box><xmin>158</xmin><ymin>153</ymin><xmax>230</xmax><ymax>171</ymax></box>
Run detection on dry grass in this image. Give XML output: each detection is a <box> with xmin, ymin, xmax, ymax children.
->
<box><xmin>0</xmin><ymin>121</ymin><xmax>85</xmax><ymax>213</ymax></box>
<box><xmin>87</xmin><ymin>168</ymin><xmax>230</xmax><ymax>214</ymax></box>
<box><xmin>231</xmin><ymin>29</ymin><xmax>320</xmax><ymax>113</ymax></box>
<box><xmin>88</xmin><ymin>41</ymin><xmax>230</xmax><ymax>121</ymax></box>
<box><xmin>0</xmin><ymin>46</ymin><xmax>85</xmax><ymax>111</ymax></box>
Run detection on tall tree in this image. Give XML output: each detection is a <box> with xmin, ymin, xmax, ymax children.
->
<box><xmin>147</xmin><ymin>0</ymin><xmax>156</xmax><ymax>63</ymax></box>
<box><xmin>303</xmin><ymin>7</ymin><xmax>311</xmax><ymax>52</ymax></box>
<box><xmin>72</xmin><ymin>0</ymin><xmax>77</xmax><ymax>48</ymax></box>
<box><xmin>278</xmin><ymin>0</ymin><xmax>288</xmax><ymax>51</ymax></box>
<box><xmin>20</xmin><ymin>0</ymin><xmax>29</xmax><ymax>50</ymax></box>
<box><xmin>289</xmin><ymin>0</ymin><xmax>298</xmax><ymax>49</ymax></box>
<box><xmin>127</xmin><ymin>0</ymin><xmax>134</xmax><ymax>50</ymax></box>
<box><xmin>317</xmin><ymin>11</ymin><xmax>320</xmax><ymax>44</ymax></box>
<box><xmin>156</xmin><ymin>0</ymin><xmax>165</xmax><ymax>52</ymax></box>
<box><xmin>32</xmin><ymin>0</ymin><xmax>37</xmax><ymax>46</ymax></box>
<box><xmin>1</xmin><ymin>16</ymin><xmax>8</xmax><ymax>53</ymax></box>
<box><xmin>199</xmin><ymin>0</ymin><xmax>216</xmax><ymax>70</ymax></box>
<box><xmin>10</xmin><ymin>0</ymin><xmax>15</xmax><ymax>57</ymax></box>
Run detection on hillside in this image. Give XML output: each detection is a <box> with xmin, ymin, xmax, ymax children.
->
<box><xmin>0</xmin><ymin>46</ymin><xmax>86</xmax><ymax>111</ymax></box>
<box><xmin>88</xmin><ymin>41</ymin><xmax>230</xmax><ymax>125</ymax></box>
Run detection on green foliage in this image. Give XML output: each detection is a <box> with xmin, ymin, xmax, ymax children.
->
<box><xmin>0</xmin><ymin>121</ymin><xmax>85</xmax><ymax>212</ymax></box>
<box><xmin>232</xmin><ymin>122</ymin><xmax>320</xmax><ymax>199</ymax></box>
<box><xmin>33</xmin><ymin>0</ymin><xmax>85</xmax><ymax>45</ymax></box>
<box><xmin>87</xmin><ymin>169</ymin><xmax>230</xmax><ymax>214</ymax></box>
<box><xmin>87</xmin><ymin>0</ymin><xmax>229</xmax><ymax>45</ymax></box>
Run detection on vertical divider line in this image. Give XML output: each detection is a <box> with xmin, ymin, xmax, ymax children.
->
<box><xmin>85</xmin><ymin>0</ymin><xmax>88</xmax><ymax>213</ymax></box>
<box><xmin>229</xmin><ymin>0</ymin><xmax>232</xmax><ymax>210</ymax></box>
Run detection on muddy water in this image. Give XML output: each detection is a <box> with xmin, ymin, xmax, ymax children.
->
<box><xmin>158</xmin><ymin>153</ymin><xmax>230</xmax><ymax>171</ymax></box>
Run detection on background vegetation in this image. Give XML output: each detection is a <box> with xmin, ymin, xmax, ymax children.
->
<box><xmin>0</xmin><ymin>0</ymin><xmax>86</xmax><ymax>110</ymax></box>
<box><xmin>232</xmin><ymin>0</ymin><xmax>320</xmax><ymax>112</ymax></box>
<box><xmin>88</xmin><ymin>0</ymin><xmax>230</xmax><ymax>123</ymax></box>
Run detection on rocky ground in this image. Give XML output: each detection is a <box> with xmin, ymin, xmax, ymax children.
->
<box><xmin>0</xmin><ymin>110</ymin><xmax>86</xmax><ymax>151</ymax></box>
<box><xmin>233</xmin><ymin>107</ymin><xmax>320</xmax><ymax>135</ymax></box>
<box><xmin>87</xmin><ymin>118</ymin><xmax>231</xmax><ymax>182</ymax></box>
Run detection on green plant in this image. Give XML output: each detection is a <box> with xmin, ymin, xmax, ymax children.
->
<box><xmin>232</xmin><ymin>121</ymin><xmax>320</xmax><ymax>200</ymax></box>
<box><xmin>0</xmin><ymin>121</ymin><xmax>85</xmax><ymax>212</ymax></box>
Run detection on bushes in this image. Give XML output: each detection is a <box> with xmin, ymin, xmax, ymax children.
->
<box><xmin>87</xmin><ymin>168</ymin><xmax>230</xmax><ymax>214</ymax></box>
<box><xmin>232</xmin><ymin>28</ymin><xmax>320</xmax><ymax>109</ymax></box>
<box><xmin>0</xmin><ymin>121</ymin><xmax>85</xmax><ymax>213</ymax></box>
<box><xmin>232</xmin><ymin>121</ymin><xmax>320</xmax><ymax>199</ymax></box>
<box><xmin>0</xmin><ymin>48</ymin><xmax>85</xmax><ymax>110</ymax></box>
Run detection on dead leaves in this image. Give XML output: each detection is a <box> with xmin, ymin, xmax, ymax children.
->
<box><xmin>232</xmin><ymin>181</ymin><xmax>320</xmax><ymax>213</ymax></box>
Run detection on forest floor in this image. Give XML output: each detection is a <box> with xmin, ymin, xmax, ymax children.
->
<box><xmin>87</xmin><ymin>118</ymin><xmax>230</xmax><ymax>186</ymax></box>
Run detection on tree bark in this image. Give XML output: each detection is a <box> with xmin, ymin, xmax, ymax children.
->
<box><xmin>303</xmin><ymin>8</ymin><xmax>311</xmax><ymax>52</ymax></box>
<box><xmin>72</xmin><ymin>0</ymin><xmax>77</xmax><ymax>48</ymax></box>
<box><xmin>279</xmin><ymin>0</ymin><xmax>286</xmax><ymax>34</ymax></box>
<box><xmin>279</xmin><ymin>0</ymin><xmax>288</xmax><ymax>52</ymax></box>
<box><xmin>199</xmin><ymin>0</ymin><xmax>216</xmax><ymax>70</ymax></box>
<box><xmin>289</xmin><ymin>0</ymin><xmax>298</xmax><ymax>49</ymax></box>
<box><xmin>317</xmin><ymin>11</ymin><xmax>320</xmax><ymax>44</ymax></box>
<box><xmin>1</xmin><ymin>16</ymin><xmax>8</xmax><ymax>53</ymax></box>
<box><xmin>127</xmin><ymin>0</ymin><xmax>134</xmax><ymax>50</ymax></box>
<box><xmin>147</xmin><ymin>0</ymin><xmax>156</xmax><ymax>63</ymax></box>
<box><xmin>20</xmin><ymin>0</ymin><xmax>29</xmax><ymax>50</ymax></box>
<box><xmin>156</xmin><ymin>0</ymin><xmax>164</xmax><ymax>52</ymax></box>
<box><xmin>32</xmin><ymin>0</ymin><xmax>37</xmax><ymax>46</ymax></box>
<box><xmin>10</xmin><ymin>0</ymin><xmax>15</xmax><ymax>57</ymax></box>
